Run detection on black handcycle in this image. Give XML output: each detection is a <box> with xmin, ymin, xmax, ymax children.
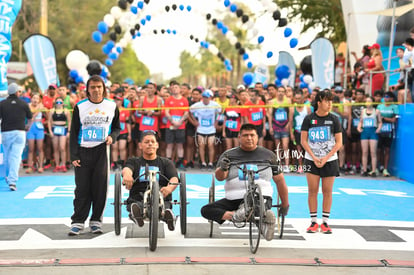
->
<box><xmin>208</xmin><ymin>160</ymin><xmax>286</xmax><ymax>254</ymax></box>
<box><xmin>112</xmin><ymin>165</ymin><xmax>187</xmax><ymax>251</ymax></box>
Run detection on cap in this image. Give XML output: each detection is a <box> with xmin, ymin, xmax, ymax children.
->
<box><xmin>237</xmin><ymin>84</ymin><xmax>245</xmax><ymax>90</ymax></box>
<box><xmin>334</xmin><ymin>86</ymin><xmax>343</xmax><ymax>93</ymax></box>
<box><xmin>8</xmin><ymin>83</ymin><xmax>20</xmax><ymax>95</ymax></box>
<box><xmin>202</xmin><ymin>90</ymin><xmax>213</xmax><ymax>98</ymax></box>
<box><xmin>48</xmin><ymin>84</ymin><xmax>57</xmax><ymax>90</ymax></box>
<box><xmin>369</xmin><ymin>43</ymin><xmax>380</xmax><ymax>50</ymax></box>
<box><xmin>114</xmin><ymin>95</ymin><xmax>123</xmax><ymax>101</ymax></box>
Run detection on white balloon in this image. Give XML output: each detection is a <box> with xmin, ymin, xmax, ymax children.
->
<box><xmin>309</xmin><ymin>82</ymin><xmax>317</xmax><ymax>90</ymax></box>
<box><xmin>119</xmin><ymin>38</ymin><xmax>127</xmax><ymax>48</ymax></box>
<box><xmin>103</xmin><ymin>14</ymin><xmax>115</xmax><ymax>27</ymax></box>
<box><xmin>246</xmin><ymin>21</ymin><xmax>255</xmax><ymax>30</ymax></box>
<box><xmin>281</xmin><ymin>78</ymin><xmax>289</xmax><ymax>86</ymax></box>
<box><xmin>269</xmin><ymin>3</ymin><xmax>278</xmax><ymax>10</ymax></box>
<box><xmin>110</xmin><ymin>6</ymin><xmax>122</xmax><ymax>20</ymax></box>
<box><xmin>66</xmin><ymin>50</ymin><xmax>88</xmax><ymax>70</ymax></box>
<box><xmin>209</xmin><ymin>45</ymin><xmax>219</xmax><ymax>55</ymax></box>
<box><xmin>78</xmin><ymin>68</ymin><xmax>89</xmax><ymax>83</ymax></box>
<box><xmin>252</xmin><ymin>28</ymin><xmax>259</xmax><ymax>37</ymax></box>
<box><xmin>303</xmin><ymin>74</ymin><xmax>313</xmax><ymax>84</ymax></box>
<box><xmin>229</xmin><ymin>36</ymin><xmax>238</xmax><ymax>45</ymax></box>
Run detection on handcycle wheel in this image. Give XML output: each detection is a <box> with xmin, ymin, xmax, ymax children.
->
<box><xmin>276</xmin><ymin>195</ymin><xmax>285</xmax><ymax>239</ymax></box>
<box><xmin>248</xmin><ymin>184</ymin><xmax>264</xmax><ymax>254</ymax></box>
<box><xmin>149</xmin><ymin>179</ymin><xmax>160</xmax><ymax>251</ymax></box>
<box><xmin>114</xmin><ymin>172</ymin><xmax>122</xmax><ymax>236</ymax></box>
<box><xmin>179</xmin><ymin>172</ymin><xmax>187</xmax><ymax>235</ymax></box>
<box><xmin>208</xmin><ymin>175</ymin><xmax>215</xmax><ymax>238</ymax></box>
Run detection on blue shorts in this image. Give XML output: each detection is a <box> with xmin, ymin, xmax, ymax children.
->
<box><xmin>273</xmin><ymin>130</ymin><xmax>289</xmax><ymax>140</ymax></box>
<box><xmin>27</xmin><ymin>123</ymin><xmax>45</xmax><ymax>140</ymax></box>
<box><xmin>360</xmin><ymin>127</ymin><xmax>378</xmax><ymax>140</ymax></box>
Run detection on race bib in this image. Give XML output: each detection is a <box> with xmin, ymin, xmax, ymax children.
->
<box><xmin>274</xmin><ymin>109</ymin><xmax>287</xmax><ymax>121</ymax></box>
<box><xmin>251</xmin><ymin>111</ymin><xmax>263</xmax><ymax>122</ymax></box>
<box><xmin>216</xmin><ymin>114</ymin><xmax>224</xmax><ymax>122</ymax></box>
<box><xmin>162</xmin><ymin>116</ymin><xmax>168</xmax><ymax>125</ymax></box>
<box><xmin>308</xmin><ymin>126</ymin><xmax>330</xmax><ymax>143</ymax></box>
<box><xmin>352</xmin><ymin>118</ymin><xmax>360</xmax><ymax>127</ymax></box>
<box><xmin>139</xmin><ymin>166</ymin><xmax>159</xmax><ymax>182</ymax></box>
<box><xmin>381</xmin><ymin>123</ymin><xmax>392</xmax><ymax>133</ymax></box>
<box><xmin>225</xmin><ymin>120</ymin><xmax>238</xmax><ymax>130</ymax></box>
<box><xmin>142</xmin><ymin>116</ymin><xmax>155</xmax><ymax>126</ymax></box>
<box><xmin>172</xmin><ymin>115</ymin><xmax>181</xmax><ymax>123</ymax></box>
<box><xmin>238</xmin><ymin>164</ymin><xmax>259</xmax><ymax>180</ymax></box>
<box><xmin>363</xmin><ymin>118</ymin><xmax>375</xmax><ymax>128</ymax></box>
<box><xmin>35</xmin><ymin>122</ymin><xmax>44</xmax><ymax>130</ymax></box>
<box><xmin>83</xmin><ymin>126</ymin><xmax>105</xmax><ymax>142</ymax></box>
<box><xmin>53</xmin><ymin>126</ymin><xmax>65</xmax><ymax>135</ymax></box>
<box><xmin>120</xmin><ymin>122</ymin><xmax>125</xmax><ymax>131</ymax></box>
<box><xmin>201</xmin><ymin>118</ymin><xmax>212</xmax><ymax>127</ymax></box>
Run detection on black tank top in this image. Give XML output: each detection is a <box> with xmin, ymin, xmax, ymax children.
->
<box><xmin>52</xmin><ymin>111</ymin><xmax>67</xmax><ymax>122</ymax></box>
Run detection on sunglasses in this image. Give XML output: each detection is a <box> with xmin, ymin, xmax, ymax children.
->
<box><xmin>55</xmin><ymin>101</ymin><xmax>63</xmax><ymax>104</ymax></box>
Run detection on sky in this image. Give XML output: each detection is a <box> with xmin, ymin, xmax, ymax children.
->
<box><xmin>111</xmin><ymin>0</ymin><xmax>321</xmax><ymax>80</ymax></box>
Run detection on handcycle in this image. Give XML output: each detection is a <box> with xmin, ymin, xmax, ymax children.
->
<box><xmin>112</xmin><ymin>164</ymin><xmax>187</xmax><ymax>251</ymax></box>
<box><xmin>208</xmin><ymin>160</ymin><xmax>286</xmax><ymax>254</ymax></box>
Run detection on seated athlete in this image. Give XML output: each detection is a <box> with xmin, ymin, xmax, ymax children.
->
<box><xmin>121</xmin><ymin>130</ymin><xmax>178</xmax><ymax>231</ymax></box>
<box><xmin>201</xmin><ymin>123</ymin><xmax>290</xmax><ymax>241</ymax></box>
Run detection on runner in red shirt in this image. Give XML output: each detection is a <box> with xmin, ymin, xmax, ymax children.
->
<box><xmin>222</xmin><ymin>94</ymin><xmax>242</xmax><ymax>150</ymax></box>
<box><xmin>111</xmin><ymin>96</ymin><xmax>131</xmax><ymax>170</ymax></box>
<box><xmin>158</xmin><ymin>90</ymin><xmax>171</xmax><ymax>157</ymax></box>
<box><xmin>240</xmin><ymin>89</ymin><xmax>266</xmax><ymax>145</ymax></box>
<box><xmin>42</xmin><ymin>84</ymin><xmax>58</xmax><ymax>169</ymax></box>
<box><xmin>138</xmin><ymin>83</ymin><xmax>162</xmax><ymax>139</ymax></box>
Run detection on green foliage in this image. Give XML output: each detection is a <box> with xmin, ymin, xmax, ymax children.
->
<box><xmin>275</xmin><ymin>0</ymin><xmax>345</xmax><ymax>46</ymax></box>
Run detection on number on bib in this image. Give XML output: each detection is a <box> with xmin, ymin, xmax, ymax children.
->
<box><xmin>381</xmin><ymin>123</ymin><xmax>392</xmax><ymax>133</ymax></box>
<box><xmin>308</xmin><ymin>126</ymin><xmax>330</xmax><ymax>143</ymax></box>
<box><xmin>352</xmin><ymin>118</ymin><xmax>360</xmax><ymax>127</ymax></box>
<box><xmin>53</xmin><ymin>126</ymin><xmax>65</xmax><ymax>135</ymax></box>
<box><xmin>225</xmin><ymin>120</ymin><xmax>238</xmax><ymax>130</ymax></box>
<box><xmin>201</xmin><ymin>118</ymin><xmax>213</xmax><ymax>127</ymax></box>
<box><xmin>274</xmin><ymin>109</ymin><xmax>287</xmax><ymax>121</ymax></box>
<box><xmin>83</xmin><ymin>127</ymin><xmax>105</xmax><ymax>142</ymax></box>
<box><xmin>142</xmin><ymin>116</ymin><xmax>155</xmax><ymax>126</ymax></box>
<box><xmin>363</xmin><ymin>118</ymin><xmax>375</xmax><ymax>128</ymax></box>
<box><xmin>251</xmin><ymin>111</ymin><xmax>263</xmax><ymax>122</ymax></box>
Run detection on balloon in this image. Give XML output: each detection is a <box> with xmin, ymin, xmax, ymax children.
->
<box><xmin>102</xmin><ymin>45</ymin><xmax>111</xmax><ymax>55</ymax></box>
<box><xmin>87</xmin><ymin>60</ymin><xmax>102</xmax><ymax>76</ymax></box>
<box><xmin>228</xmin><ymin>36</ymin><xmax>237</xmax><ymax>45</ymax></box>
<box><xmin>97</xmin><ymin>21</ymin><xmax>108</xmax><ymax>34</ymax></box>
<box><xmin>66</xmin><ymin>50</ymin><xmax>89</xmax><ymax>70</ymax></box>
<box><xmin>137</xmin><ymin>1</ymin><xmax>144</xmax><ymax>9</ymax></box>
<box><xmin>69</xmin><ymin>70</ymin><xmax>78</xmax><ymax>79</ymax></box>
<box><xmin>172</xmin><ymin>4</ymin><xmax>177</xmax><ymax>10</ymax></box>
<box><xmin>75</xmin><ymin>76</ymin><xmax>84</xmax><ymax>84</ymax></box>
<box><xmin>275</xmin><ymin>65</ymin><xmax>290</xmax><ymax>79</ymax></box>
<box><xmin>222</xmin><ymin>26</ymin><xmax>228</xmax><ymax>35</ymax></box>
<box><xmin>100</xmin><ymin>66</ymin><xmax>108</xmax><ymax>78</ymax></box>
<box><xmin>141</xmin><ymin>19</ymin><xmax>146</xmax><ymax>25</ymax></box>
<box><xmin>105</xmin><ymin>58</ymin><xmax>113</xmax><ymax>66</ymax></box>
<box><xmin>186</xmin><ymin>5</ymin><xmax>192</xmax><ymax>12</ymax></box>
<box><xmin>217</xmin><ymin>21</ymin><xmax>223</xmax><ymax>29</ymax></box>
<box><xmin>308</xmin><ymin>82</ymin><xmax>317</xmax><ymax>90</ymax></box>
<box><xmin>272</xmin><ymin>10</ymin><xmax>281</xmax><ymax>20</ymax></box>
<box><xmin>236</xmin><ymin>9</ymin><xmax>243</xmax><ymax>18</ymax></box>
<box><xmin>116</xmin><ymin>46</ymin><xmax>123</xmax><ymax>54</ymax></box>
<box><xmin>165</xmin><ymin>5</ymin><xmax>170</xmax><ymax>12</ymax></box>
<box><xmin>243</xmin><ymin>72</ymin><xmax>254</xmax><ymax>86</ymax></box>
<box><xmin>243</xmin><ymin>53</ymin><xmax>249</xmax><ymax>60</ymax></box>
<box><xmin>230</xmin><ymin>4</ymin><xmax>237</xmax><ymax>12</ymax></box>
<box><xmin>281</xmin><ymin>78</ymin><xmax>289</xmax><ymax>86</ymax></box>
<box><xmin>267</xmin><ymin>51</ymin><xmax>273</xmax><ymax>58</ymax></box>
<box><xmin>92</xmin><ymin>31</ymin><xmax>102</xmax><ymax>43</ymax></box>
<box><xmin>106</xmin><ymin>40</ymin><xmax>115</xmax><ymax>50</ymax></box>
<box><xmin>224</xmin><ymin>0</ymin><xmax>230</xmax><ymax>7</ymax></box>
<box><xmin>179</xmin><ymin>4</ymin><xmax>184</xmax><ymax>11</ymax></box>
<box><xmin>135</xmin><ymin>24</ymin><xmax>140</xmax><ymax>31</ymax></box>
<box><xmin>103</xmin><ymin>14</ymin><xmax>115</xmax><ymax>27</ymax></box>
<box><xmin>109</xmin><ymin>32</ymin><xmax>117</xmax><ymax>41</ymax></box>
<box><xmin>303</xmin><ymin>74</ymin><xmax>313</xmax><ymax>84</ymax></box>
<box><xmin>110</xmin><ymin>6</ymin><xmax>122</xmax><ymax>19</ymax></box>
<box><xmin>224</xmin><ymin>59</ymin><xmax>231</xmax><ymax>66</ymax></box>
<box><xmin>289</xmin><ymin>38</ymin><xmax>298</xmax><ymax>48</ymax></box>
<box><xmin>278</xmin><ymin>18</ymin><xmax>288</xmax><ymax>27</ymax></box>
<box><xmin>118</xmin><ymin>0</ymin><xmax>127</xmax><ymax>10</ymax></box>
<box><xmin>146</xmin><ymin>15</ymin><xmax>151</xmax><ymax>21</ymax></box>
<box><xmin>212</xmin><ymin>19</ymin><xmax>217</xmax><ymax>25</ymax></box>
<box><xmin>275</xmin><ymin>79</ymin><xmax>282</xmax><ymax>86</ymax></box>
<box><xmin>241</xmin><ymin>15</ymin><xmax>249</xmax><ymax>23</ymax></box>
<box><xmin>109</xmin><ymin>52</ymin><xmax>118</xmax><ymax>60</ymax></box>
<box><xmin>239</xmin><ymin>48</ymin><xmax>246</xmax><ymax>55</ymax></box>
<box><xmin>206</xmin><ymin>13</ymin><xmax>211</xmax><ymax>20</ymax></box>
<box><xmin>258</xmin><ymin>36</ymin><xmax>264</xmax><ymax>44</ymax></box>
<box><xmin>299</xmin><ymin>82</ymin><xmax>308</xmax><ymax>89</ymax></box>
<box><xmin>284</xmin><ymin>27</ymin><xmax>292</xmax><ymax>38</ymax></box>
<box><xmin>144</xmin><ymin>0</ymin><xmax>149</xmax><ymax>3</ymax></box>
<box><xmin>130</xmin><ymin>6</ymin><xmax>138</xmax><ymax>14</ymax></box>
<box><xmin>300</xmin><ymin>55</ymin><xmax>313</xmax><ymax>75</ymax></box>
<box><xmin>114</xmin><ymin>25</ymin><xmax>122</xmax><ymax>34</ymax></box>
<box><xmin>247</xmin><ymin>62</ymin><xmax>253</xmax><ymax>69</ymax></box>
<box><xmin>172</xmin><ymin>30</ymin><xmax>177</xmax><ymax>35</ymax></box>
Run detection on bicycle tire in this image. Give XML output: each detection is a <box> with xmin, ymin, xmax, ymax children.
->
<box><xmin>276</xmin><ymin>195</ymin><xmax>285</xmax><ymax>239</ymax></box>
<box><xmin>149</xmin><ymin>179</ymin><xmax>159</xmax><ymax>251</ymax></box>
<box><xmin>114</xmin><ymin>172</ymin><xmax>122</xmax><ymax>236</ymax></box>
<box><xmin>248</xmin><ymin>184</ymin><xmax>264</xmax><ymax>254</ymax></box>
<box><xmin>209</xmin><ymin>175</ymin><xmax>215</xmax><ymax>238</ymax></box>
<box><xmin>179</xmin><ymin>172</ymin><xmax>187</xmax><ymax>235</ymax></box>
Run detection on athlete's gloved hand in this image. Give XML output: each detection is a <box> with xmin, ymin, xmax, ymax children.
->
<box><xmin>279</xmin><ymin>205</ymin><xmax>289</xmax><ymax>217</ymax></box>
<box><xmin>219</xmin><ymin>157</ymin><xmax>231</xmax><ymax>171</ymax></box>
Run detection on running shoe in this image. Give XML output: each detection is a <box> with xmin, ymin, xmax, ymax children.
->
<box><xmin>68</xmin><ymin>226</ymin><xmax>82</xmax><ymax>236</ymax></box>
<box><xmin>130</xmin><ymin>202</ymin><xmax>144</xmax><ymax>227</ymax></box>
<box><xmin>349</xmin><ymin>166</ymin><xmax>356</xmax><ymax>175</ymax></box>
<box><xmin>37</xmin><ymin>167</ymin><xmax>44</xmax><ymax>173</ymax></box>
<box><xmin>232</xmin><ymin>203</ymin><xmax>247</xmax><ymax>223</ymax></box>
<box><xmin>90</xmin><ymin>225</ymin><xmax>103</xmax><ymax>234</ymax></box>
<box><xmin>368</xmin><ymin>170</ymin><xmax>377</xmax><ymax>177</ymax></box>
<box><xmin>320</xmin><ymin>222</ymin><xmax>332</xmax><ymax>234</ymax></box>
<box><xmin>43</xmin><ymin>160</ymin><xmax>52</xmax><ymax>170</ymax></box>
<box><xmin>283</xmin><ymin>165</ymin><xmax>290</xmax><ymax>173</ymax></box>
<box><xmin>306</xmin><ymin>222</ymin><xmax>319</xmax><ymax>233</ymax></box>
<box><xmin>297</xmin><ymin>165</ymin><xmax>303</xmax><ymax>174</ymax></box>
<box><xmin>53</xmin><ymin>166</ymin><xmax>60</xmax><ymax>173</ymax></box>
<box><xmin>9</xmin><ymin>184</ymin><xmax>17</xmax><ymax>191</ymax></box>
<box><xmin>383</xmin><ymin>169</ymin><xmax>390</xmax><ymax>177</ymax></box>
<box><xmin>25</xmin><ymin>167</ymin><xmax>34</xmax><ymax>174</ymax></box>
<box><xmin>361</xmin><ymin>171</ymin><xmax>368</xmax><ymax>177</ymax></box>
<box><xmin>201</xmin><ymin>163</ymin><xmax>207</xmax><ymax>170</ymax></box>
<box><xmin>207</xmin><ymin>163</ymin><xmax>214</xmax><ymax>170</ymax></box>
<box><xmin>61</xmin><ymin>165</ymin><xmax>67</xmax><ymax>172</ymax></box>
<box><xmin>164</xmin><ymin>209</ymin><xmax>175</xmax><ymax>231</ymax></box>
<box><xmin>262</xmin><ymin>209</ymin><xmax>276</xmax><ymax>241</ymax></box>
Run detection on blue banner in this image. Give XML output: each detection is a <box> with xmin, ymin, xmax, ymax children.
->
<box><xmin>23</xmin><ymin>34</ymin><xmax>60</xmax><ymax>91</ymax></box>
<box><xmin>310</xmin><ymin>38</ymin><xmax>335</xmax><ymax>89</ymax></box>
<box><xmin>0</xmin><ymin>0</ymin><xmax>22</xmax><ymax>97</ymax></box>
<box><xmin>278</xmin><ymin>51</ymin><xmax>296</xmax><ymax>87</ymax></box>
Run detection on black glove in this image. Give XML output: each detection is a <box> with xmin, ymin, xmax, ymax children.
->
<box><xmin>279</xmin><ymin>205</ymin><xmax>289</xmax><ymax>217</ymax></box>
<box><xmin>219</xmin><ymin>157</ymin><xmax>231</xmax><ymax>171</ymax></box>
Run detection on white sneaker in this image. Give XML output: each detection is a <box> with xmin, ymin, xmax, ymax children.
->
<box><xmin>283</xmin><ymin>165</ymin><xmax>290</xmax><ymax>173</ymax></box>
<box><xmin>232</xmin><ymin>203</ymin><xmax>247</xmax><ymax>223</ymax></box>
<box><xmin>262</xmin><ymin>209</ymin><xmax>276</xmax><ymax>241</ymax></box>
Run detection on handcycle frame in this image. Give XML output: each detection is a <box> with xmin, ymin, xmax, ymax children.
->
<box><xmin>208</xmin><ymin>160</ymin><xmax>286</xmax><ymax>254</ymax></box>
<box><xmin>113</xmin><ymin>164</ymin><xmax>187</xmax><ymax>251</ymax></box>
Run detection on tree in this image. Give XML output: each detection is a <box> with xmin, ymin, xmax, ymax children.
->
<box><xmin>275</xmin><ymin>0</ymin><xmax>345</xmax><ymax>46</ymax></box>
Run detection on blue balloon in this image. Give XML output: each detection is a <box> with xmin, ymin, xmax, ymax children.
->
<box><xmin>267</xmin><ymin>51</ymin><xmax>273</xmax><ymax>58</ymax></box>
<box><xmin>130</xmin><ymin>6</ymin><xmax>138</xmax><ymax>14</ymax></box>
<box><xmin>230</xmin><ymin>3</ymin><xmax>237</xmax><ymax>12</ymax></box>
<box><xmin>179</xmin><ymin>4</ymin><xmax>184</xmax><ymax>11</ymax></box>
<box><xmin>258</xmin><ymin>36</ymin><xmax>264</xmax><ymax>44</ymax></box>
<box><xmin>299</xmin><ymin>82</ymin><xmax>308</xmax><ymax>89</ymax></box>
<box><xmin>106</xmin><ymin>40</ymin><xmax>115</xmax><ymax>50</ymax></box>
<box><xmin>146</xmin><ymin>15</ymin><xmax>151</xmax><ymax>21</ymax></box>
<box><xmin>299</xmin><ymin>74</ymin><xmax>304</xmax><ymax>82</ymax></box>
<box><xmin>100</xmin><ymin>66</ymin><xmax>108</xmax><ymax>78</ymax></box>
<box><xmin>289</xmin><ymin>38</ymin><xmax>298</xmax><ymax>48</ymax></box>
<box><xmin>226</xmin><ymin>65</ymin><xmax>233</xmax><ymax>71</ymax></box>
<box><xmin>275</xmin><ymin>65</ymin><xmax>290</xmax><ymax>79</ymax></box>
<box><xmin>217</xmin><ymin>21</ymin><xmax>223</xmax><ymax>29</ymax></box>
<box><xmin>109</xmin><ymin>52</ymin><xmax>118</xmax><ymax>60</ymax></box>
<box><xmin>275</xmin><ymin>79</ymin><xmax>282</xmax><ymax>86</ymax></box>
<box><xmin>222</xmin><ymin>26</ymin><xmax>228</xmax><ymax>35</ymax></box>
<box><xmin>284</xmin><ymin>27</ymin><xmax>292</xmax><ymax>38</ymax></box>
<box><xmin>224</xmin><ymin>59</ymin><xmax>231</xmax><ymax>66</ymax></box>
<box><xmin>200</xmin><ymin>41</ymin><xmax>205</xmax><ymax>47</ymax></box>
<box><xmin>105</xmin><ymin>58</ymin><xmax>113</xmax><ymax>66</ymax></box>
<box><xmin>141</xmin><ymin>19</ymin><xmax>146</xmax><ymax>25</ymax></box>
<box><xmin>137</xmin><ymin>1</ymin><xmax>144</xmax><ymax>9</ymax></box>
<box><xmin>116</xmin><ymin>46</ymin><xmax>123</xmax><ymax>54</ymax></box>
<box><xmin>69</xmin><ymin>69</ymin><xmax>78</xmax><ymax>79</ymax></box>
<box><xmin>243</xmin><ymin>53</ymin><xmax>249</xmax><ymax>60</ymax></box>
<box><xmin>102</xmin><ymin>45</ymin><xmax>111</xmax><ymax>55</ymax></box>
<box><xmin>97</xmin><ymin>21</ymin><xmax>108</xmax><ymax>34</ymax></box>
<box><xmin>186</xmin><ymin>5</ymin><xmax>191</xmax><ymax>11</ymax></box>
<box><xmin>247</xmin><ymin>62</ymin><xmax>253</xmax><ymax>69</ymax></box>
<box><xmin>75</xmin><ymin>76</ymin><xmax>84</xmax><ymax>84</ymax></box>
<box><xmin>172</xmin><ymin>30</ymin><xmax>177</xmax><ymax>35</ymax></box>
<box><xmin>92</xmin><ymin>31</ymin><xmax>102</xmax><ymax>43</ymax></box>
<box><xmin>166</xmin><ymin>29</ymin><xmax>171</xmax><ymax>34</ymax></box>
<box><xmin>204</xmin><ymin>41</ymin><xmax>209</xmax><ymax>48</ymax></box>
<box><xmin>224</xmin><ymin>0</ymin><xmax>230</xmax><ymax>7</ymax></box>
<box><xmin>243</xmin><ymin>72</ymin><xmax>254</xmax><ymax>86</ymax></box>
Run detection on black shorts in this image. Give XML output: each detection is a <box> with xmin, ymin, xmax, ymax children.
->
<box><xmin>304</xmin><ymin>158</ymin><xmax>340</xmax><ymax>178</ymax></box>
<box><xmin>160</xmin><ymin>128</ymin><xmax>166</xmax><ymax>142</ymax></box>
<box><xmin>255</xmin><ymin>124</ymin><xmax>264</xmax><ymax>138</ymax></box>
<box><xmin>341</xmin><ymin>129</ymin><xmax>347</xmax><ymax>146</ymax></box>
<box><xmin>165</xmin><ymin>129</ymin><xmax>185</xmax><ymax>144</ymax></box>
<box><xmin>264</xmin><ymin>129</ymin><xmax>273</xmax><ymax>141</ymax></box>
<box><xmin>349</xmin><ymin>132</ymin><xmax>361</xmax><ymax>143</ymax></box>
<box><xmin>294</xmin><ymin>131</ymin><xmax>301</xmax><ymax>146</ymax></box>
<box><xmin>378</xmin><ymin>136</ymin><xmax>393</xmax><ymax>149</ymax></box>
<box><xmin>186</xmin><ymin>125</ymin><xmax>196</xmax><ymax>138</ymax></box>
<box><xmin>131</xmin><ymin>124</ymin><xmax>140</xmax><ymax>141</ymax></box>
<box><xmin>225</xmin><ymin>128</ymin><xmax>239</xmax><ymax>139</ymax></box>
<box><xmin>117</xmin><ymin>133</ymin><xmax>128</xmax><ymax>140</ymax></box>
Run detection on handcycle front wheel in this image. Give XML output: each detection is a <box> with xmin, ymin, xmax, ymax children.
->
<box><xmin>276</xmin><ymin>196</ymin><xmax>285</xmax><ymax>239</ymax></box>
<box><xmin>179</xmin><ymin>172</ymin><xmax>187</xmax><ymax>235</ymax></box>
<box><xmin>248</xmin><ymin>184</ymin><xmax>264</xmax><ymax>254</ymax></box>
<box><xmin>208</xmin><ymin>175</ymin><xmax>215</xmax><ymax>238</ymax></box>
<box><xmin>114</xmin><ymin>172</ymin><xmax>122</xmax><ymax>236</ymax></box>
<box><xmin>149</xmin><ymin>180</ymin><xmax>160</xmax><ymax>252</ymax></box>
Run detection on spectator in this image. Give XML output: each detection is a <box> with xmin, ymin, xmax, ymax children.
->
<box><xmin>402</xmin><ymin>38</ymin><xmax>414</xmax><ymax>100</ymax></box>
<box><xmin>222</xmin><ymin>93</ymin><xmax>242</xmax><ymax>150</ymax></box>
<box><xmin>242</xmin><ymin>89</ymin><xmax>266</xmax><ymax>146</ymax></box>
<box><xmin>0</xmin><ymin>83</ymin><xmax>32</xmax><ymax>191</ymax></box>
<box><xmin>351</xmin><ymin>45</ymin><xmax>371</xmax><ymax>94</ymax></box>
<box><xmin>347</xmin><ymin>89</ymin><xmax>365</xmax><ymax>175</ymax></box>
<box><xmin>365</xmin><ymin>43</ymin><xmax>385</xmax><ymax>96</ymax></box>
<box><xmin>185</xmin><ymin>88</ymin><xmax>202</xmax><ymax>168</ymax></box>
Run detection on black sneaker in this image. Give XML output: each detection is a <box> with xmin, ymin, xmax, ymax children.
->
<box><xmin>207</xmin><ymin>163</ymin><xmax>214</xmax><ymax>170</ymax></box>
<box><xmin>164</xmin><ymin>209</ymin><xmax>175</xmax><ymax>231</ymax></box>
<box><xmin>361</xmin><ymin>171</ymin><xmax>368</xmax><ymax>177</ymax></box>
<box><xmin>201</xmin><ymin>163</ymin><xmax>207</xmax><ymax>170</ymax></box>
<box><xmin>130</xmin><ymin>203</ymin><xmax>144</xmax><ymax>227</ymax></box>
<box><xmin>90</xmin><ymin>225</ymin><xmax>103</xmax><ymax>234</ymax></box>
